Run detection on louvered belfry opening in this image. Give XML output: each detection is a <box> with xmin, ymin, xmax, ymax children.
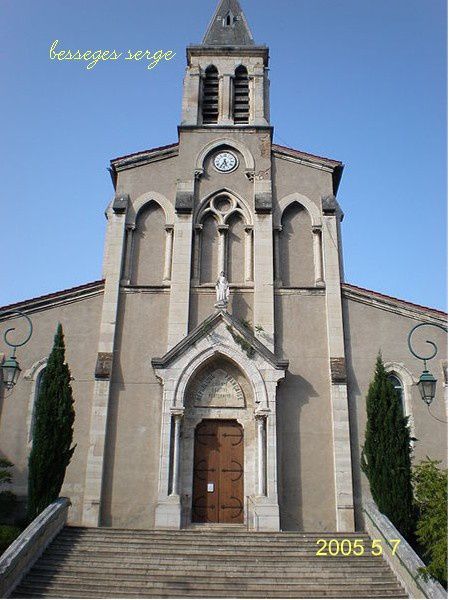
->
<box><xmin>233</xmin><ymin>65</ymin><xmax>249</xmax><ymax>124</ymax></box>
<box><xmin>202</xmin><ymin>66</ymin><xmax>219</xmax><ymax>124</ymax></box>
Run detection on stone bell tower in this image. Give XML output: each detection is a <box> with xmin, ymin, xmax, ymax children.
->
<box><xmin>168</xmin><ymin>0</ymin><xmax>276</xmax><ymax>350</ymax></box>
<box><xmin>180</xmin><ymin>0</ymin><xmax>269</xmax><ymax>127</ymax></box>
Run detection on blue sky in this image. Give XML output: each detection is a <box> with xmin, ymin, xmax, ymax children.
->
<box><xmin>0</xmin><ymin>0</ymin><xmax>447</xmax><ymax>310</ymax></box>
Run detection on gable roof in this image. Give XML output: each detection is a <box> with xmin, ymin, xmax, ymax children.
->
<box><xmin>107</xmin><ymin>141</ymin><xmax>344</xmax><ymax>190</ymax></box>
<box><xmin>109</xmin><ymin>142</ymin><xmax>179</xmax><ymax>185</ymax></box>
<box><xmin>0</xmin><ymin>280</ymin><xmax>105</xmax><ymax>316</ymax></box>
<box><xmin>152</xmin><ymin>309</ymin><xmax>288</xmax><ymax>370</ymax></box>
<box><xmin>342</xmin><ymin>283</ymin><xmax>447</xmax><ymax>321</ymax></box>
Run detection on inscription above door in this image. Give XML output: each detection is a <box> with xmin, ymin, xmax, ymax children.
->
<box><xmin>192</xmin><ymin>420</ymin><xmax>244</xmax><ymax>524</ymax></box>
<box><xmin>194</xmin><ymin>369</ymin><xmax>245</xmax><ymax>408</ymax></box>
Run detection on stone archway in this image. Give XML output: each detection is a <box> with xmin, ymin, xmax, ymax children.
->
<box><xmin>152</xmin><ymin>312</ymin><xmax>287</xmax><ymax>531</ymax></box>
<box><xmin>178</xmin><ymin>356</ymin><xmax>256</xmax><ymax>528</ymax></box>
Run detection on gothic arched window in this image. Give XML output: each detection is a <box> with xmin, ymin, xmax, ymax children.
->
<box><xmin>200</xmin><ymin>214</ymin><xmax>219</xmax><ymax>284</ymax></box>
<box><xmin>388</xmin><ymin>373</ymin><xmax>405</xmax><ymax>412</ymax></box>
<box><xmin>227</xmin><ymin>213</ymin><xmax>245</xmax><ymax>284</ymax></box>
<box><xmin>233</xmin><ymin>66</ymin><xmax>249</xmax><ymax>124</ymax></box>
<box><xmin>280</xmin><ymin>203</ymin><xmax>314</xmax><ymax>287</ymax></box>
<box><xmin>195</xmin><ymin>190</ymin><xmax>252</xmax><ymax>285</ymax></box>
<box><xmin>132</xmin><ymin>202</ymin><xmax>166</xmax><ymax>285</ymax></box>
<box><xmin>202</xmin><ymin>66</ymin><xmax>219</xmax><ymax>124</ymax></box>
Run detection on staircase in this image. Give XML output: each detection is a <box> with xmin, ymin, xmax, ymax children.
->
<box><xmin>12</xmin><ymin>528</ymin><xmax>407</xmax><ymax>598</ymax></box>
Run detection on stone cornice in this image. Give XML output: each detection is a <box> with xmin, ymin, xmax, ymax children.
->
<box><xmin>272</xmin><ymin>147</ymin><xmax>340</xmax><ymax>171</ymax></box>
<box><xmin>110</xmin><ymin>143</ymin><xmax>179</xmax><ymax>174</ymax></box>
<box><xmin>187</xmin><ymin>45</ymin><xmax>269</xmax><ymax>66</ymax></box>
<box><xmin>178</xmin><ymin>125</ymin><xmax>273</xmax><ymax>136</ymax></box>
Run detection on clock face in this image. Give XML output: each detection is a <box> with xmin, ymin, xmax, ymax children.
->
<box><xmin>214</xmin><ymin>151</ymin><xmax>238</xmax><ymax>173</ymax></box>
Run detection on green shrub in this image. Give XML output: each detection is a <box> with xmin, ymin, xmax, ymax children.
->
<box><xmin>0</xmin><ymin>459</ymin><xmax>17</xmax><ymax>521</ymax></box>
<box><xmin>0</xmin><ymin>525</ymin><xmax>22</xmax><ymax>555</ymax></box>
<box><xmin>361</xmin><ymin>354</ymin><xmax>415</xmax><ymax>538</ymax></box>
<box><xmin>226</xmin><ymin>325</ymin><xmax>255</xmax><ymax>358</ymax></box>
<box><xmin>28</xmin><ymin>324</ymin><xmax>76</xmax><ymax>521</ymax></box>
<box><xmin>413</xmin><ymin>459</ymin><xmax>447</xmax><ymax>584</ymax></box>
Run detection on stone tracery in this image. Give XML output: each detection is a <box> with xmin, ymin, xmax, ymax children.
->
<box><xmin>195</xmin><ymin>191</ymin><xmax>253</xmax><ymax>284</ymax></box>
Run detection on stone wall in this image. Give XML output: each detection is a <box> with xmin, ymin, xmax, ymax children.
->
<box><xmin>275</xmin><ymin>292</ymin><xmax>336</xmax><ymax>531</ymax></box>
<box><xmin>100</xmin><ymin>290</ymin><xmax>169</xmax><ymax>528</ymax></box>
<box><xmin>343</xmin><ymin>293</ymin><xmax>447</xmax><ymax>529</ymax></box>
<box><xmin>0</xmin><ymin>292</ymin><xmax>103</xmax><ymax>525</ymax></box>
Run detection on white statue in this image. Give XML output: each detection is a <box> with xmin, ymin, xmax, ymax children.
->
<box><xmin>215</xmin><ymin>271</ymin><xmax>230</xmax><ymax>309</ymax></box>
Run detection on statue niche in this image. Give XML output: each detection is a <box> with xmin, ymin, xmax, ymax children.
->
<box><xmin>194</xmin><ymin>368</ymin><xmax>245</xmax><ymax>408</ymax></box>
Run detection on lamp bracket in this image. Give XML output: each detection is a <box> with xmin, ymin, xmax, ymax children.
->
<box><xmin>407</xmin><ymin>322</ymin><xmax>447</xmax><ymax>368</ymax></box>
<box><xmin>0</xmin><ymin>310</ymin><xmax>33</xmax><ymax>356</ymax></box>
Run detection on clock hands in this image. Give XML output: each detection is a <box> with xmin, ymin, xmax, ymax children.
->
<box><xmin>214</xmin><ymin>152</ymin><xmax>236</xmax><ymax>171</ymax></box>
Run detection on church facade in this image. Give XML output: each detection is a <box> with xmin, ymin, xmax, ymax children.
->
<box><xmin>0</xmin><ymin>0</ymin><xmax>447</xmax><ymax>533</ymax></box>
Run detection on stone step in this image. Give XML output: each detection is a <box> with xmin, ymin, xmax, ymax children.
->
<box><xmin>57</xmin><ymin>536</ymin><xmax>373</xmax><ymax>548</ymax></box>
<box><xmin>50</xmin><ymin>542</ymin><xmax>379</xmax><ymax>555</ymax></box>
<box><xmin>34</xmin><ymin>557</ymin><xmax>393</xmax><ymax>574</ymax></box>
<box><xmin>44</xmin><ymin>544</ymin><xmax>391</xmax><ymax>562</ymax></box>
<box><xmin>12</xmin><ymin>527</ymin><xmax>407</xmax><ymax>599</ymax></box>
<box><xmin>57</xmin><ymin>537</ymin><xmax>373</xmax><ymax>549</ymax></box>
<box><xmin>13</xmin><ymin>587</ymin><xmax>407</xmax><ymax>599</ymax></box>
<box><xmin>65</xmin><ymin>526</ymin><xmax>370</xmax><ymax>535</ymax></box>
<box><xmin>49</xmin><ymin>537</ymin><xmax>380</xmax><ymax>551</ymax></box>
<box><xmin>27</xmin><ymin>566</ymin><xmax>399</xmax><ymax>584</ymax></box>
<box><xmin>63</xmin><ymin>528</ymin><xmax>371</xmax><ymax>541</ymax></box>
<box><xmin>53</xmin><ymin>541</ymin><xmax>375</xmax><ymax>553</ymax></box>
<box><xmin>15</xmin><ymin>579</ymin><xmax>406</xmax><ymax>595</ymax></box>
<box><xmin>35</xmin><ymin>555</ymin><xmax>392</xmax><ymax>573</ymax></box>
<box><xmin>39</xmin><ymin>548</ymin><xmax>390</xmax><ymax>564</ymax></box>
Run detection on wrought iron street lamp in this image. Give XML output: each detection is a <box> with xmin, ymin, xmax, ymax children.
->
<box><xmin>407</xmin><ymin>322</ymin><xmax>447</xmax><ymax>406</ymax></box>
<box><xmin>0</xmin><ymin>310</ymin><xmax>33</xmax><ymax>390</ymax></box>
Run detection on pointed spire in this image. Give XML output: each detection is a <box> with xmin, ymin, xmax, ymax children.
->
<box><xmin>203</xmin><ymin>0</ymin><xmax>255</xmax><ymax>46</ymax></box>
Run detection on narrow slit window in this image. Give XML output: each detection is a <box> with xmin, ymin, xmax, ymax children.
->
<box><xmin>233</xmin><ymin>66</ymin><xmax>249</xmax><ymax>124</ymax></box>
<box><xmin>202</xmin><ymin>66</ymin><xmax>219</xmax><ymax>125</ymax></box>
<box><xmin>223</xmin><ymin>11</ymin><xmax>234</xmax><ymax>27</ymax></box>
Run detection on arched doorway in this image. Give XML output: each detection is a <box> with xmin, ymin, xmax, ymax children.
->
<box><xmin>192</xmin><ymin>420</ymin><xmax>244</xmax><ymax>524</ymax></box>
<box><xmin>152</xmin><ymin>323</ymin><xmax>286</xmax><ymax>531</ymax></box>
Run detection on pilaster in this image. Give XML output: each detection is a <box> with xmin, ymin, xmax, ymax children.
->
<box><xmin>244</xmin><ymin>226</ymin><xmax>254</xmax><ymax>282</ymax></box>
<box><xmin>82</xmin><ymin>194</ymin><xmax>128</xmax><ymax>526</ymax></box>
<box><xmin>163</xmin><ymin>225</ymin><xmax>174</xmax><ymax>282</ymax></box>
<box><xmin>167</xmin><ymin>182</ymin><xmax>194</xmax><ymax>349</ymax></box>
<box><xmin>181</xmin><ymin>65</ymin><xmax>201</xmax><ymax>126</ymax></box>
<box><xmin>322</xmin><ymin>195</ymin><xmax>355</xmax><ymax>532</ymax></box>
<box><xmin>121</xmin><ymin>224</ymin><xmax>135</xmax><ymax>285</ymax></box>
<box><xmin>253</xmin><ymin>179</ymin><xmax>275</xmax><ymax>351</ymax></box>
<box><xmin>273</xmin><ymin>226</ymin><xmax>282</xmax><ymax>286</ymax></box>
<box><xmin>251</xmin><ymin>63</ymin><xmax>269</xmax><ymax>126</ymax></box>
<box><xmin>219</xmin><ymin>74</ymin><xmax>233</xmax><ymax>125</ymax></box>
<box><xmin>312</xmin><ymin>225</ymin><xmax>324</xmax><ymax>285</ymax></box>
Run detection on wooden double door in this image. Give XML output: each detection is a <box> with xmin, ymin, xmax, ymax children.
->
<box><xmin>192</xmin><ymin>420</ymin><xmax>244</xmax><ymax>524</ymax></box>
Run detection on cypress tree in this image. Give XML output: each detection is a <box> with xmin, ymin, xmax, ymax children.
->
<box><xmin>361</xmin><ymin>353</ymin><xmax>414</xmax><ymax>538</ymax></box>
<box><xmin>27</xmin><ymin>324</ymin><xmax>76</xmax><ymax>522</ymax></box>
